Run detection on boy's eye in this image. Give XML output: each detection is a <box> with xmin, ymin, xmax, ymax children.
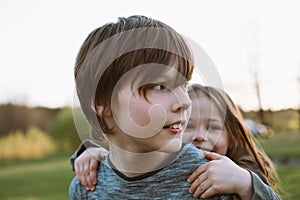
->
<box><xmin>182</xmin><ymin>82</ymin><xmax>189</xmax><ymax>90</ymax></box>
<box><xmin>152</xmin><ymin>83</ymin><xmax>166</xmax><ymax>90</ymax></box>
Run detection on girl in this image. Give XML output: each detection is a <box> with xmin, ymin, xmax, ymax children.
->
<box><xmin>185</xmin><ymin>84</ymin><xmax>281</xmax><ymax>199</ymax></box>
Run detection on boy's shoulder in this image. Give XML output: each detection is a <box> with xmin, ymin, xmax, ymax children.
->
<box><xmin>170</xmin><ymin>142</ymin><xmax>208</xmax><ymax>171</ymax></box>
<box><xmin>179</xmin><ymin>142</ymin><xmax>206</xmax><ymax>159</ymax></box>
<box><xmin>69</xmin><ymin>175</ymin><xmax>88</xmax><ymax>199</ymax></box>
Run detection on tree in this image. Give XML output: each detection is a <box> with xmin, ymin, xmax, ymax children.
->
<box><xmin>253</xmin><ymin>70</ymin><xmax>265</xmax><ymax>124</ymax></box>
<box><xmin>297</xmin><ymin>72</ymin><xmax>300</xmax><ymax>132</ymax></box>
<box><xmin>245</xmin><ymin>21</ymin><xmax>266</xmax><ymax>124</ymax></box>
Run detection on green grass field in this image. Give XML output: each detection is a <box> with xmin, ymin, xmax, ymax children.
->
<box><xmin>256</xmin><ymin>131</ymin><xmax>300</xmax><ymax>200</ymax></box>
<box><xmin>256</xmin><ymin>131</ymin><xmax>300</xmax><ymax>159</ymax></box>
<box><xmin>0</xmin><ymin>132</ymin><xmax>299</xmax><ymax>200</ymax></box>
<box><xmin>277</xmin><ymin>166</ymin><xmax>300</xmax><ymax>200</ymax></box>
<box><xmin>0</xmin><ymin>156</ymin><xmax>73</xmax><ymax>200</ymax></box>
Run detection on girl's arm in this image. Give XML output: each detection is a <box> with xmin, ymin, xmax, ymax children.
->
<box><xmin>70</xmin><ymin>140</ymin><xmax>108</xmax><ymax>191</ymax></box>
<box><xmin>188</xmin><ymin>151</ymin><xmax>281</xmax><ymax>200</ymax></box>
<box><xmin>249</xmin><ymin>170</ymin><xmax>282</xmax><ymax>200</ymax></box>
<box><xmin>70</xmin><ymin>140</ymin><xmax>102</xmax><ymax>171</ymax></box>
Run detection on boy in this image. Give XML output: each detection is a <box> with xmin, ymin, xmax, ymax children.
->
<box><xmin>69</xmin><ymin>15</ymin><xmax>234</xmax><ymax>199</ymax></box>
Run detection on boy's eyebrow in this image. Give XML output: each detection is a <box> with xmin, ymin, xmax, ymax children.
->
<box><xmin>155</xmin><ymin>70</ymin><xmax>173</xmax><ymax>80</ymax></box>
<box><xmin>154</xmin><ymin>70</ymin><xmax>187</xmax><ymax>86</ymax></box>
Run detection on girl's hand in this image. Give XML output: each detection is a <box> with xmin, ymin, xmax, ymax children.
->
<box><xmin>187</xmin><ymin>151</ymin><xmax>253</xmax><ymax>199</ymax></box>
<box><xmin>74</xmin><ymin>147</ymin><xmax>108</xmax><ymax>191</ymax></box>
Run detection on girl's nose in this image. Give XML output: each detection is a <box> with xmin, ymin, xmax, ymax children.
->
<box><xmin>193</xmin><ymin>130</ymin><xmax>207</xmax><ymax>142</ymax></box>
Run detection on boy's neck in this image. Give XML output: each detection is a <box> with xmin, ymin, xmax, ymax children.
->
<box><xmin>108</xmin><ymin>142</ymin><xmax>178</xmax><ymax>177</ymax></box>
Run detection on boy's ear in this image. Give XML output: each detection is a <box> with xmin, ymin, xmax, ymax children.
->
<box><xmin>93</xmin><ymin>104</ymin><xmax>112</xmax><ymax>117</ymax></box>
<box><xmin>90</xmin><ymin>98</ymin><xmax>112</xmax><ymax>117</ymax></box>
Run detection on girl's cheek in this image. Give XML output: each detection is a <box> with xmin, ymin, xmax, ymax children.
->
<box><xmin>212</xmin><ymin>141</ymin><xmax>227</xmax><ymax>155</ymax></box>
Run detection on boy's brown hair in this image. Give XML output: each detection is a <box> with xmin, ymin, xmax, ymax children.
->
<box><xmin>74</xmin><ymin>15</ymin><xmax>194</xmax><ymax>139</ymax></box>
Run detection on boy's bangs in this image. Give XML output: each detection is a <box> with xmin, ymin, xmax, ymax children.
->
<box><xmin>130</xmin><ymin>50</ymin><xmax>193</xmax><ymax>97</ymax></box>
<box><xmin>174</xmin><ymin>54</ymin><xmax>193</xmax><ymax>82</ymax></box>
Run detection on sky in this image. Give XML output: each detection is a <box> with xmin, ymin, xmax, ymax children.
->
<box><xmin>0</xmin><ymin>0</ymin><xmax>299</xmax><ymax>111</ymax></box>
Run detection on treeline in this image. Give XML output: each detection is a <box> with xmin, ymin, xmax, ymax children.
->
<box><xmin>242</xmin><ymin>108</ymin><xmax>299</xmax><ymax>132</ymax></box>
<box><xmin>0</xmin><ymin>103</ymin><xmax>298</xmax><ymax>152</ymax></box>
<box><xmin>0</xmin><ymin>103</ymin><xmax>59</xmax><ymax>137</ymax></box>
<box><xmin>0</xmin><ymin>103</ymin><xmax>82</xmax><ymax>155</ymax></box>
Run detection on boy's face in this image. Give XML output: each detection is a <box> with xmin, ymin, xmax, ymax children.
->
<box><xmin>111</xmin><ymin>66</ymin><xmax>191</xmax><ymax>153</ymax></box>
<box><xmin>183</xmin><ymin>94</ymin><xmax>228</xmax><ymax>155</ymax></box>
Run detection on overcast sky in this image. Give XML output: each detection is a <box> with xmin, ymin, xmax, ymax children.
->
<box><xmin>0</xmin><ymin>0</ymin><xmax>299</xmax><ymax>111</ymax></box>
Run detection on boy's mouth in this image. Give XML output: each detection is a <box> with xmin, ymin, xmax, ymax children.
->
<box><xmin>163</xmin><ymin>121</ymin><xmax>184</xmax><ymax>130</ymax></box>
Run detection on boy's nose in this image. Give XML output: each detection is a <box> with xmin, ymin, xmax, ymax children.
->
<box><xmin>171</xmin><ymin>87</ymin><xmax>191</xmax><ymax>112</ymax></box>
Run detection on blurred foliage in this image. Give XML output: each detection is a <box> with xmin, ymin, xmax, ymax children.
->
<box><xmin>0</xmin><ymin>126</ymin><xmax>57</xmax><ymax>161</ymax></box>
<box><xmin>0</xmin><ymin>103</ymin><xmax>299</xmax><ymax>160</ymax></box>
<box><xmin>0</xmin><ymin>103</ymin><xmax>59</xmax><ymax>137</ymax></box>
<box><xmin>47</xmin><ymin>108</ymin><xmax>82</xmax><ymax>153</ymax></box>
<box><xmin>243</xmin><ymin>108</ymin><xmax>299</xmax><ymax>132</ymax></box>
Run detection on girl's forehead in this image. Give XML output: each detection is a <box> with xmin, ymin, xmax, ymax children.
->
<box><xmin>190</xmin><ymin>95</ymin><xmax>223</xmax><ymax>118</ymax></box>
<box><xmin>190</xmin><ymin>93</ymin><xmax>210</xmax><ymax>105</ymax></box>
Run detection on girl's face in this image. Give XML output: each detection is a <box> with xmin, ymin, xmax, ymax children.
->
<box><xmin>112</xmin><ymin>66</ymin><xmax>191</xmax><ymax>153</ymax></box>
<box><xmin>183</xmin><ymin>93</ymin><xmax>229</xmax><ymax>155</ymax></box>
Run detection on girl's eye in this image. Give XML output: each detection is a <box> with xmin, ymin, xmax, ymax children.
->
<box><xmin>208</xmin><ymin>124</ymin><xmax>223</xmax><ymax>131</ymax></box>
<box><xmin>152</xmin><ymin>83</ymin><xmax>166</xmax><ymax>90</ymax></box>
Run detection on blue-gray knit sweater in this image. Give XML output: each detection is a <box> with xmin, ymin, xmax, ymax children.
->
<box><xmin>69</xmin><ymin>143</ymin><xmax>238</xmax><ymax>199</ymax></box>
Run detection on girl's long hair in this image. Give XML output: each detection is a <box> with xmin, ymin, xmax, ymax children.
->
<box><xmin>189</xmin><ymin>84</ymin><xmax>281</xmax><ymax>193</ymax></box>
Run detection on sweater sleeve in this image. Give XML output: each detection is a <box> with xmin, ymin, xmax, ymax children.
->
<box><xmin>249</xmin><ymin>170</ymin><xmax>282</xmax><ymax>200</ymax></box>
<box><xmin>70</xmin><ymin>139</ymin><xmax>101</xmax><ymax>171</ymax></box>
<box><xmin>69</xmin><ymin>176</ymin><xmax>89</xmax><ymax>200</ymax></box>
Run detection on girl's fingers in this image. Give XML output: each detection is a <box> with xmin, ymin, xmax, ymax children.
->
<box><xmin>99</xmin><ymin>148</ymin><xmax>108</xmax><ymax>160</ymax></box>
<box><xmin>200</xmin><ymin>186</ymin><xmax>219</xmax><ymax>199</ymax></box>
<box><xmin>77</xmin><ymin>165</ymin><xmax>89</xmax><ymax>190</ymax></box>
<box><xmin>74</xmin><ymin>162</ymin><xmax>81</xmax><ymax>180</ymax></box>
<box><xmin>193</xmin><ymin>179</ymin><xmax>211</xmax><ymax>199</ymax></box>
<box><xmin>189</xmin><ymin>171</ymin><xmax>207</xmax><ymax>193</ymax></box>
<box><xmin>187</xmin><ymin>163</ymin><xmax>207</xmax><ymax>183</ymax></box>
<box><xmin>83</xmin><ymin>162</ymin><xmax>93</xmax><ymax>189</ymax></box>
<box><xmin>89</xmin><ymin>159</ymin><xmax>99</xmax><ymax>186</ymax></box>
<box><xmin>204</xmin><ymin>151</ymin><xmax>223</xmax><ymax>161</ymax></box>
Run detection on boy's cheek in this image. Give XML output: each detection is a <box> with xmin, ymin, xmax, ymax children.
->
<box><xmin>117</xmin><ymin>101</ymin><xmax>166</xmax><ymax>138</ymax></box>
<box><xmin>128</xmin><ymin>96</ymin><xmax>167</xmax><ymax>127</ymax></box>
<box><xmin>182</xmin><ymin>131</ymin><xmax>194</xmax><ymax>143</ymax></box>
<box><xmin>187</xmin><ymin>107</ymin><xmax>192</xmax><ymax>119</ymax></box>
<box><xmin>129</xmin><ymin>100</ymin><xmax>152</xmax><ymax>127</ymax></box>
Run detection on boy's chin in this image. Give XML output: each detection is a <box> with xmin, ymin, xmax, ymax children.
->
<box><xmin>158</xmin><ymin>139</ymin><xmax>183</xmax><ymax>153</ymax></box>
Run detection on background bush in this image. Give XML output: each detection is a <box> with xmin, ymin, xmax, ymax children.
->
<box><xmin>0</xmin><ymin>126</ymin><xmax>56</xmax><ymax>161</ymax></box>
<box><xmin>47</xmin><ymin>108</ymin><xmax>82</xmax><ymax>153</ymax></box>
